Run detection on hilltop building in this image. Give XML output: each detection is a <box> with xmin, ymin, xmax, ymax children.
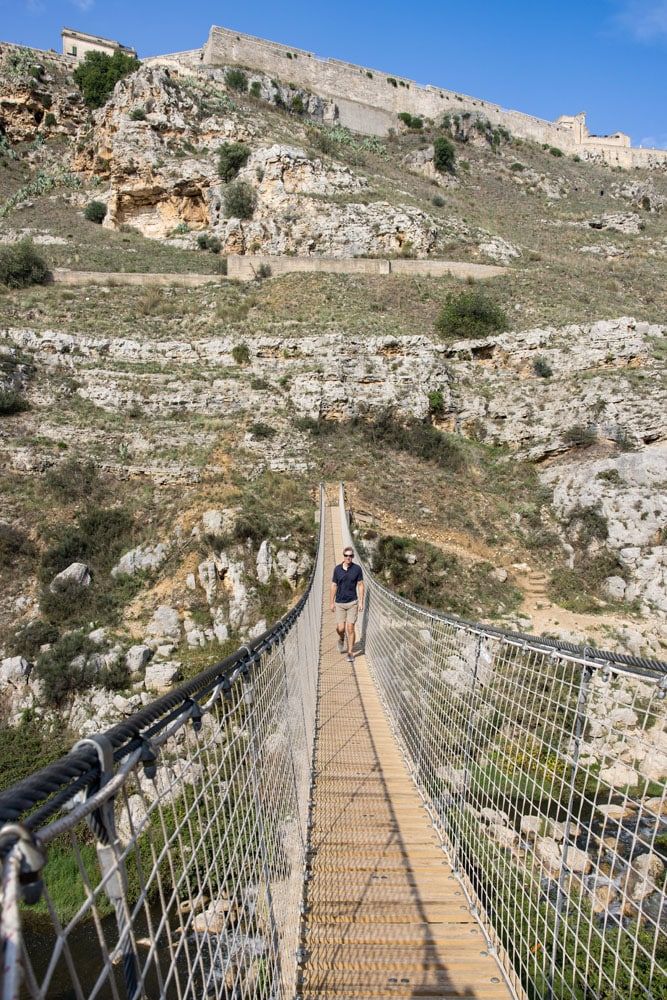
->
<box><xmin>61</xmin><ymin>28</ymin><xmax>137</xmax><ymax>63</ymax></box>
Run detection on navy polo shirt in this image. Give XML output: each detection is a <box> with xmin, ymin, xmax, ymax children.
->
<box><xmin>332</xmin><ymin>562</ymin><xmax>363</xmax><ymax>603</ymax></box>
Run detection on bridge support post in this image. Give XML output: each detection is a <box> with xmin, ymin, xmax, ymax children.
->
<box><xmin>451</xmin><ymin>634</ymin><xmax>482</xmax><ymax>879</ymax></box>
<box><xmin>73</xmin><ymin>734</ymin><xmax>138</xmax><ymax>1000</ymax></box>
<box><xmin>546</xmin><ymin>658</ymin><xmax>594</xmax><ymax>1000</ymax></box>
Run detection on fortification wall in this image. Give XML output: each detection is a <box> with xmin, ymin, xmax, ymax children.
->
<box><xmin>203</xmin><ymin>25</ymin><xmax>667</xmax><ymax>168</ymax></box>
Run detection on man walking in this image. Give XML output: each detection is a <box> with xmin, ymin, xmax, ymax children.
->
<box><xmin>330</xmin><ymin>546</ymin><xmax>365</xmax><ymax>663</ymax></box>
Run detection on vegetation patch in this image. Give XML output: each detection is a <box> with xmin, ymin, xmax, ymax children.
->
<box><xmin>369</xmin><ymin>534</ymin><xmax>521</xmax><ymax>618</ymax></box>
<box><xmin>217</xmin><ymin>142</ymin><xmax>251</xmax><ymax>182</ymax></box>
<box><xmin>0</xmin><ymin>239</ymin><xmax>49</xmax><ymax>288</ymax></box>
<box><xmin>73</xmin><ymin>50</ymin><xmax>140</xmax><ymax>108</ymax></box>
<box><xmin>436</xmin><ymin>290</ymin><xmax>508</xmax><ymax>340</ymax></box>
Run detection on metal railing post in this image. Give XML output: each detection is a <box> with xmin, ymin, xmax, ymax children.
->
<box><xmin>546</xmin><ymin>658</ymin><xmax>594</xmax><ymax>1000</ymax></box>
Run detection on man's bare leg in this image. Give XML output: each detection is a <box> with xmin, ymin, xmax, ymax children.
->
<box><xmin>346</xmin><ymin>622</ymin><xmax>355</xmax><ymax>658</ymax></box>
<box><xmin>336</xmin><ymin>623</ymin><xmax>346</xmax><ymax>652</ymax></box>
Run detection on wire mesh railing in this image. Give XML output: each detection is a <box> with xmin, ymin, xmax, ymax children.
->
<box><xmin>0</xmin><ymin>489</ymin><xmax>324</xmax><ymax>1000</ymax></box>
<box><xmin>339</xmin><ymin>484</ymin><xmax>667</xmax><ymax>1000</ymax></box>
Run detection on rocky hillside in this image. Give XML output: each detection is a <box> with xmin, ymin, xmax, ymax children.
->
<box><xmin>0</xmin><ymin>42</ymin><xmax>666</xmax><ymax>784</ymax></box>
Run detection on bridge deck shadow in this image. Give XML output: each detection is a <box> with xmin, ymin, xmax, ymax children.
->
<box><xmin>300</xmin><ymin>505</ymin><xmax>512</xmax><ymax>999</ymax></box>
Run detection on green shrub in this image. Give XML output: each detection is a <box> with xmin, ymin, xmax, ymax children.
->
<box><xmin>84</xmin><ymin>200</ymin><xmax>107</xmax><ymax>224</ymax></box>
<box><xmin>130</xmin><ymin>106</ymin><xmax>146</xmax><ymax>121</ymax></box>
<box><xmin>249</xmin><ymin>81</ymin><xmax>261</xmax><ymax>98</ymax></box>
<box><xmin>533</xmin><ymin>357</ymin><xmax>553</xmax><ymax>378</ymax></box>
<box><xmin>8</xmin><ymin>619</ymin><xmax>59</xmax><ymax>660</ymax></box>
<box><xmin>293</xmin><ymin>416</ymin><xmax>337</xmax><ymax>436</ymax></box>
<box><xmin>44</xmin><ymin>112</ymin><xmax>56</xmax><ymax>127</ymax></box>
<box><xmin>256</xmin><ymin>262</ymin><xmax>272</xmax><ymax>279</ymax></box>
<box><xmin>196</xmin><ymin>233</ymin><xmax>221</xmax><ymax>254</ymax></box>
<box><xmin>433</xmin><ymin>136</ymin><xmax>456</xmax><ymax>174</ymax></box>
<box><xmin>510</xmin><ymin>162</ymin><xmax>525</xmax><ymax>172</ymax></box>
<box><xmin>73</xmin><ymin>50</ymin><xmax>140</xmax><ymax>108</ymax></box>
<box><xmin>224</xmin><ymin>68</ymin><xmax>248</xmax><ymax>93</ymax></box>
<box><xmin>358</xmin><ymin>410</ymin><xmax>465</xmax><ymax>471</ymax></box>
<box><xmin>566</xmin><ymin>504</ymin><xmax>609</xmax><ymax>545</ymax></box>
<box><xmin>290</xmin><ymin>94</ymin><xmax>305</xmax><ymax>114</ymax></box>
<box><xmin>223</xmin><ymin>180</ymin><xmax>256</xmax><ymax>220</ymax></box>
<box><xmin>249</xmin><ymin>422</ymin><xmax>277</xmax><ymax>439</ymax></box>
<box><xmin>432</xmin><ymin>194</ymin><xmax>446</xmax><ymax>207</ymax></box>
<box><xmin>232</xmin><ymin>342</ymin><xmax>251</xmax><ymax>365</ymax></box>
<box><xmin>427</xmin><ymin>389</ymin><xmax>446</xmax><ymax>416</ymax></box>
<box><xmin>33</xmin><ymin>631</ymin><xmax>126</xmax><ymax>705</ymax></box>
<box><xmin>0</xmin><ymin>239</ymin><xmax>49</xmax><ymax>288</ymax></box>
<box><xmin>387</xmin><ymin>77</ymin><xmax>398</xmax><ymax>88</ymax></box>
<box><xmin>39</xmin><ymin>506</ymin><xmax>133</xmax><ymax>584</ymax></box>
<box><xmin>0</xmin><ymin>389</ymin><xmax>29</xmax><ymax>414</ymax></box>
<box><xmin>436</xmin><ymin>291</ymin><xmax>508</xmax><ymax>340</ymax></box>
<box><xmin>44</xmin><ymin>458</ymin><xmax>100</xmax><ymax>501</ymax></box>
<box><xmin>217</xmin><ymin>142</ymin><xmax>251</xmax><ymax>182</ymax></box>
<box><xmin>0</xmin><ymin>522</ymin><xmax>34</xmax><ymax>566</ymax></box>
<box><xmin>549</xmin><ymin>146</ymin><xmax>563</xmax><ymax>157</ymax></box>
<box><xmin>398</xmin><ymin>112</ymin><xmax>412</xmax><ymax>127</ymax></box>
<box><xmin>563</xmin><ymin>424</ymin><xmax>596</xmax><ymax>448</ymax></box>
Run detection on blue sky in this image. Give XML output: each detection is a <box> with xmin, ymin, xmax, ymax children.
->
<box><xmin>2</xmin><ymin>0</ymin><xmax>666</xmax><ymax>147</ymax></box>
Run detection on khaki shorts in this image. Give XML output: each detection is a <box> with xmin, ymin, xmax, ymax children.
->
<box><xmin>335</xmin><ymin>601</ymin><xmax>359</xmax><ymax>625</ymax></box>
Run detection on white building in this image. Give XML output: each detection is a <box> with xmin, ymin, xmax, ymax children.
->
<box><xmin>61</xmin><ymin>28</ymin><xmax>137</xmax><ymax>63</ymax></box>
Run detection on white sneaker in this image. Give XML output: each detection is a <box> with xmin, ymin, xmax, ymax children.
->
<box><xmin>337</xmin><ymin>637</ymin><xmax>345</xmax><ymax>653</ymax></box>
<box><xmin>347</xmin><ymin>653</ymin><xmax>354</xmax><ymax>664</ymax></box>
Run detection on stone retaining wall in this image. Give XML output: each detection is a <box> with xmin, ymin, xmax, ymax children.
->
<box><xmin>51</xmin><ymin>259</ymin><xmax>505</xmax><ymax>286</ymax></box>
<box><xmin>225</xmin><ymin>257</ymin><xmax>505</xmax><ymax>281</ymax></box>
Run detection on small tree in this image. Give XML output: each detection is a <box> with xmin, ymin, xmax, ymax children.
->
<box><xmin>84</xmin><ymin>200</ymin><xmax>107</xmax><ymax>224</ymax></box>
<box><xmin>217</xmin><ymin>142</ymin><xmax>250</xmax><ymax>182</ymax></box>
<box><xmin>0</xmin><ymin>239</ymin><xmax>49</xmax><ymax>288</ymax></box>
<box><xmin>433</xmin><ymin>136</ymin><xmax>456</xmax><ymax>174</ymax></box>
<box><xmin>436</xmin><ymin>290</ymin><xmax>508</xmax><ymax>340</ymax></box>
<box><xmin>73</xmin><ymin>50</ymin><xmax>140</xmax><ymax>108</ymax></box>
<box><xmin>225</xmin><ymin>68</ymin><xmax>248</xmax><ymax>93</ymax></box>
<box><xmin>224</xmin><ymin>181</ymin><xmax>256</xmax><ymax>220</ymax></box>
<box><xmin>290</xmin><ymin>94</ymin><xmax>305</xmax><ymax>115</ymax></box>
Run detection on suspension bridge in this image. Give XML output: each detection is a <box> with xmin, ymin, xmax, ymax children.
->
<box><xmin>0</xmin><ymin>485</ymin><xmax>665</xmax><ymax>1000</ymax></box>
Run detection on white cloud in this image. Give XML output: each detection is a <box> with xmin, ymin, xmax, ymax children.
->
<box><xmin>615</xmin><ymin>1</ymin><xmax>667</xmax><ymax>41</ymax></box>
<box><xmin>638</xmin><ymin>133</ymin><xmax>667</xmax><ymax>148</ymax></box>
<box><xmin>71</xmin><ymin>0</ymin><xmax>95</xmax><ymax>10</ymax></box>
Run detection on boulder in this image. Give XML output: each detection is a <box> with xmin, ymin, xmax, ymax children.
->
<box><xmin>144</xmin><ymin>661</ymin><xmax>182</xmax><ymax>693</ymax></box>
<box><xmin>599</xmin><ymin>761</ymin><xmax>638</xmax><ymax>789</ymax></box>
<box><xmin>117</xmin><ymin>794</ymin><xmax>149</xmax><ymax>843</ymax></box>
<box><xmin>480</xmin><ymin>807</ymin><xmax>510</xmax><ymax>827</ymax></box>
<box><xmin>0</xmin><ymin>656</ymin><xmax>30</xmax><ymax>685</ymax></box>
<box><xmin>145</xmin><ymin>606</ymin><xmax>181</xmax><ymax>643</ymax></box>
<box><xmin>256</xmin><ymin>540</ymin><xmax>272</xmax><ymax>584</ymax></box>
<box><xmin>201</xmin><ymin>509</ymin><xmax>237</xmax><ymax>535</ymax></box>
<box><xmin>488</xmin><ymin>824</ymin><xmax>518</xmax><ymax>849</ymax></box>
<box><xmin>193</xmin><ymin>896</ymin><xmax>233</xmax><ymax>935</ymax></box>
<box><xmin>638</xmin><ymin>751</ymin><xmax>667</xmax><ymax>783</ymax></box>
<box><xmin>644</xmin><ymin>796</ymin><xmax>667</xmax><ymax>818</ymax></box>
<box><xmin>603</xmin><ymin>576</ymin><xmax>626</xmax><ymax>601</ymax></box>
<box><xmin>88</xmin><ymin>627</ymin><xmax>107</xmax><ymax>646</ymax></box>
<box><xmin>111</xmin><ymin>542</ymin><xmax>169</xmax><ymax>577</ymax></box>
<box><xmin>126</xmin><ymin>644</ymin><xmax>152</xmax><ymax>677</ymax></box>
<box><xmin>276</xmin><ymin>548</ymin><xmax>299</xmax><ymax>584</ymax></box>
<box><xmin>198</xmin><ymin>558</ymin><xmax>218</xmax><ymax>604</ymax></box>
<box><xmin>49</xmin><ymin>562</ymin><xmax>92</xmax><ymax>593</ymax></box>
<box><xmin>597</xmin><ymin>803</ymin><xmax>636</xmax><ymax>822</ymax></box>
<box><xmin>534</xmin><ymin>837</ymin><xmax>591</xmax><ymax>875</ymax></box>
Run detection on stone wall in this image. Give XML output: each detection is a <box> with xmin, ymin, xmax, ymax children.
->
<box><xmin>225</xmin><ymin>256</ymin><xmax>505</xmax><ymax>281</ymax></box>
<box><xmin>51</xmin><ymin>259</ymin><xmax>505</xmax><ymax>286</ymax></box>
<box><xmin>202</xmin><ymin>25</ymin><xmax>667</xmax><ymax>168</ymax></box>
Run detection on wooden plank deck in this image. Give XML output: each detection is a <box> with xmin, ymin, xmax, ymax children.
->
<box><xmin>300</xmin><ymin>504</ymin><xmax>513</xmax><ymax>1000</ymax></box>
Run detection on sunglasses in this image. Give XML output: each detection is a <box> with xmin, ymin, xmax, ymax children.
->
<box><xmin>343</xmin><ymin>552</ymin><xmax>354</xmax><ymax>558</ymax></box>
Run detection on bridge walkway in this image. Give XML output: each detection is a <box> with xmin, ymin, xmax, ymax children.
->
<box><xmin>300</xmin><ymin>503</ymin><xmax>512</xmax><ymax>999</ymax></box>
